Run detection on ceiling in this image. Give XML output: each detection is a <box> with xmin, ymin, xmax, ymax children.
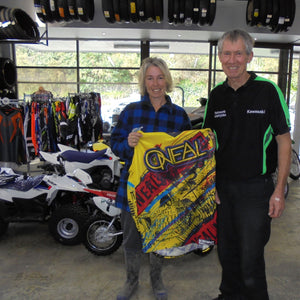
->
<box><xmin>2</xmin><ymin>0</ymin><xmax>300</xmax><ymax>51</ymax></box>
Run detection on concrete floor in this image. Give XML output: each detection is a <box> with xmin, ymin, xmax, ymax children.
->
<box><xmin>0</xmin><ymin>178</ymin><xmax>299</xmax><ymax>300</ymax></box>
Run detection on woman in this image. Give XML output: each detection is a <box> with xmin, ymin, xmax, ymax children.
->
<box><xmin>110</xmin><ymin>57</ymin><xmax>191</xmax><ymax>300</ymax></box>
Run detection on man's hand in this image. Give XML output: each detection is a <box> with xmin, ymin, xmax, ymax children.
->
<box><xmin>268</xmin><ymin>193</ymin><xmax>285</xmax><ymax>218</ymax></box>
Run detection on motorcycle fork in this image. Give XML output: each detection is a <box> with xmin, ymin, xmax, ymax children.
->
<box><xmin>107</xmin><ymin>216</ymin><xmax>123</xmax><ymax>236</ymax></box>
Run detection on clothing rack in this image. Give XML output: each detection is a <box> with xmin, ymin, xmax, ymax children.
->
<box><xmin>0</xmin><ymin>97</ymin><xmax>29</xmax><ymax>173</ymax></box>
<box><xmin>66</xmin><ymin>92</ymin><xmax>103</xmax><ymax>149</ymax></box>
<box><xmin>0</xmin><ymin>92</ymin><xmax>102</xmax><ymax>170</ymax></box>
<box><xmin>31</xmin><ymin>93</ymin><xmax>53</xmax><ymax>102</ymax></box>
<box><xmin>68</xmin><ymin>92</ymin><xmax>92</xmax><ymax>97</ymax></box>
<box><xmin>24</xmin><ymin>94</ymin><xmax>67</xmax><ymax>103</ymax></box>
<box><xmin>53</xmin><ymin>97</ymin><xmax>68</xmax><ymax>102</ymax></box>
<box><xmin>0</xmin><ymin>98</ymin><xmax>25</xmax><ymax>106</ymax></box>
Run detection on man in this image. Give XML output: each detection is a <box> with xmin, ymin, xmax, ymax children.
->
<box><xmin>202</xmin><ymin>29</ymin><xmax>291</xmax><ymax>300</ymax></box>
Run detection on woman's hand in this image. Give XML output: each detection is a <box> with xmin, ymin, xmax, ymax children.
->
<box><xmin>208</xmin><ymin>129</ymin><xmax>216</xmax><ymax>149</ymax></box>
<box><xmin>215</xmin><ymin>189</ymin><xmax>221</xmax><ymax>204</ymax></box>
<box><xmin>128</xmin><ymin>131</ymin><xmax>143</xmax><ymax>148</ymax></box>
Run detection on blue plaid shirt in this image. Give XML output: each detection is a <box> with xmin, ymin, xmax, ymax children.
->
<box><xmin>110</xmin><ymin>94</ymin><xmax>192</xmax><ymax>211</ymax></box>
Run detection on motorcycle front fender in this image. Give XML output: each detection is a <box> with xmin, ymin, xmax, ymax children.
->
<box><xmin>93</xmin><ymin>196</ymin><xmax>121</xmax><ymax>217</ymax></box>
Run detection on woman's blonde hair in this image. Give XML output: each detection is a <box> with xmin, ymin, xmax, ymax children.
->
<box><xmin>138</xmin><ymin>57</ymin><xmax>173</xmax><ymax>96</ymax></box>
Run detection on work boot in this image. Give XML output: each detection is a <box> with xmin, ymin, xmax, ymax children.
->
<box><xmin>116</xmin><ymin>250</ymin><xmax>141</xmax><ymax>300</ymax></box>
<box><xmin>149</xmin><ymin>253</ymin><xmax>168</xmax><ymax>300</ymax></box>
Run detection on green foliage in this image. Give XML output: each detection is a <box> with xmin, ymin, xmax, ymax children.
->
<box><xmin>290</xmin><ymin>58</ymin><xmax>299</xmax><ymax>105</ymax></box>
<box><xmin>16</xmin><ymin>46</ymin><xmax>77</xmax><ymax>67</ymax></box>
<box><xmin>14</xmin><ymin>43</ymin><xmax>298</xmax><ymax>110</ymax></box>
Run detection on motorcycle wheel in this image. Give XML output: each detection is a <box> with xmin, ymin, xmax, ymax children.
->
<box><xmin>285</xmin><ymin>181</ymin><xmax>289</xmax><ymax>199</ymax></box>
<box><xmin>83</xmin><ymin>214</ymin><xmax>123</xmax><ymax>256</ymax></box>
<box><xmin>0</xmin><ymin>217</ymin><xmax>9</xmax><ymax>237</ymax></box>
<box><xmin>290</xmin><ymin>149</ymin><xmax>300</xmax><ymax>180</ymax></box>
<box><xmin>193</xmin><ymin>245</ymin><xmax>214</xmax><ymax>256</ymax></box>
<box><xmin>48</xmin><ymin>203</ymin><xmax>89</xmax><ymax>245</ymax></box>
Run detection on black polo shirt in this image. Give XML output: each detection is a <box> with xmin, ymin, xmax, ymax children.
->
<box><xmin>203</xmin><ymin>72</ymin><xmax>291</xmax><ymax>180</ymax></box>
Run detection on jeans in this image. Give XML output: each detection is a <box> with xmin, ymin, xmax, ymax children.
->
<box><xmin>216</xmin><ymin>176</ymin><xmax>273</xmax><ymax>300</ymax></box>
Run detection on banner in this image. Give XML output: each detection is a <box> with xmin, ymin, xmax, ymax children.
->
<box><xmin>127</xmin><ymin>129</ymin><xmax>217</xmax><ymax>257</ymax></box>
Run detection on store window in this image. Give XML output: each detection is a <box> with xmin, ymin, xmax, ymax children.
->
<box><xmin>77</xmin><ymin>40</ymin><xmax>141</xmax><ymax>119</ymax></box>
<box><xmin>290</xmin><ymin>52</ymin><xmax>300</xmax><ymax>138</ymax></box>
<box><xmin>15</xmin><ymin>40</ymin><xmax>77</xmax><ymax>97</ymax></box>
<box><xmin>79</xmin><ymin>40</ymin><xmax>140</xmax><ymax>68</ymax></box>
<box><xmin>14</xmin><ymin>39</ymin><xmax>297</xmax><ymax>110</ymax></box>
<box><xmin>250</xmin><ymin>48</ymin><xmax>280</xmax><ymax>82</ymax></box>
<box><xmin>150</xmin><ymin>42</ymin><xmax>211</xmax><ymax>107</ymax></box>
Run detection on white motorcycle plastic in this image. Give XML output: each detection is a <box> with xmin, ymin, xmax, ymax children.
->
<box><xmin>39</xmin><ymin>144</ymin><xmax>124</xmax><ymax>255</ymax></box>
<box><xmin>81</xmin><ymin>188</ymin><xmax>123</xmax><ymax>256</ymax></box>
<box><xmin>40</xmin><ymin>143</ymin><xmax>122</xmax><ymax>191</ymax></box>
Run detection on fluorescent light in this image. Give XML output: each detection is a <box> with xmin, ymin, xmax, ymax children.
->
<box><xmin>114</xmin><ymin>43</ymin><xmax>169</xmax><ymax>49</ymax></box>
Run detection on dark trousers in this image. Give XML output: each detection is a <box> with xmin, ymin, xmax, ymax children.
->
<box><xmin>121</xmin><ymin>210</ymin><xmax>143</xmax><ymax>251</ymax></box>
<box><xmin>216</xmin><ymin>176</ymin><xmax>273</xmax><ymax>300</ymax></box>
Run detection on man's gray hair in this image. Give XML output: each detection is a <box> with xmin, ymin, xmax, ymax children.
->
<box><xmin>218</xmin><ymin>29</ymin><xmax>255</xmax><ymax>55</ymax></box>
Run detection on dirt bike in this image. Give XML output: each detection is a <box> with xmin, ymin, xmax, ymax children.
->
<box><xmin>0</xmin><ymin>166</ymin><xmax>97</xmax><ymax>246</ymax></box>
<box><xmin>80</xmin><ymin>188</ymin><xmax>123</xmax><ymax>256</ymax></box>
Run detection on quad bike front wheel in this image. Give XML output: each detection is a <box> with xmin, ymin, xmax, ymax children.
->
<box><xmin>83</xmin><ymin>214</ymin><xmax>123</xmax><ymax>256</ymax></box>
<box><xmin>49</xmin><ymin>203</ymin><xmax>89</xmax><ymax>245</ymax></box>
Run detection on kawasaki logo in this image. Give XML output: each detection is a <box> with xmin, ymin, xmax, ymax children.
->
<box><xmin>247</xmin><ymin>109</ymin><xmax>266</xmax><ymax>114</ymax></box>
